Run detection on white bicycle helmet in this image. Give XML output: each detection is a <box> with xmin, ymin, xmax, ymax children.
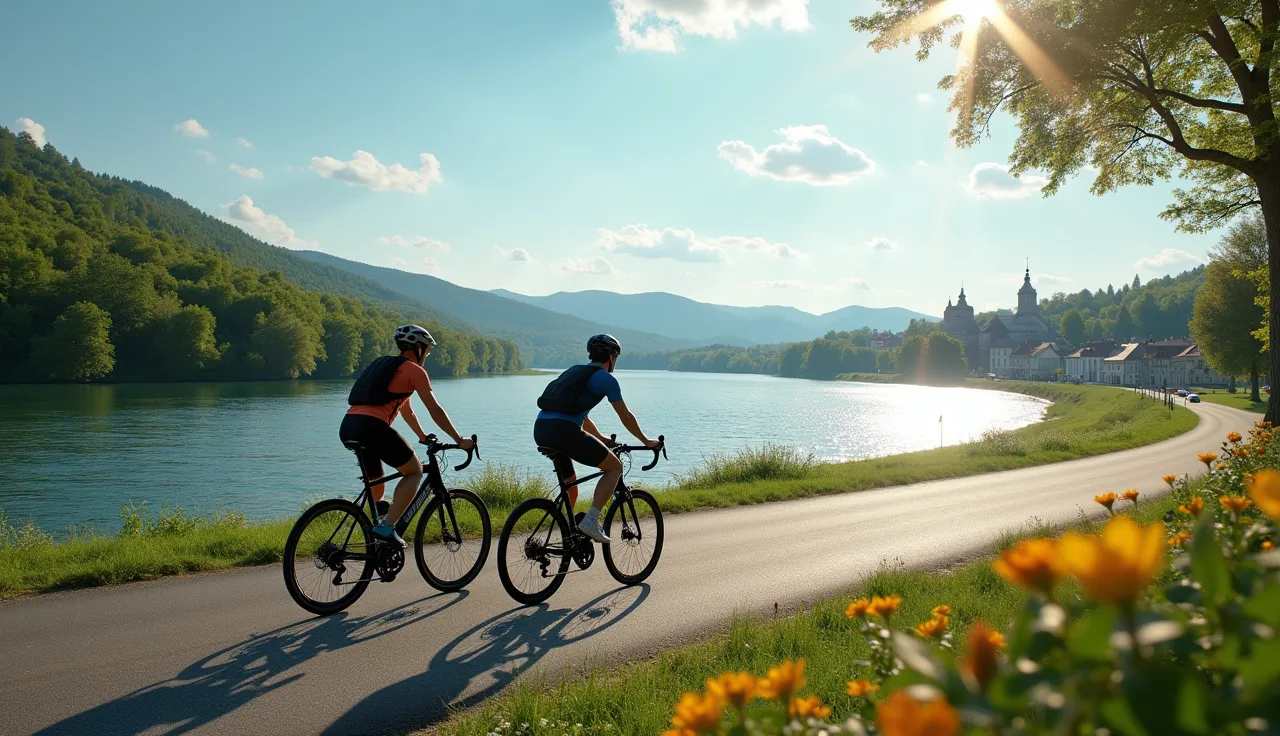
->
<box><xmin>394</xmin><ymin>324</ymin><xmax>436</xmax><ymax>351</ymax></box>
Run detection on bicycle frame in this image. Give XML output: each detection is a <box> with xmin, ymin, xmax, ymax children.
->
<box><xmin>352</xmin><ymin>449</ymin><xmax>460</xmax><ymax>540</ymax></box>
<box><xmin>526</xmin><ymin>462</ymin><xmax>640</xmax><ymax>573</ymax></box>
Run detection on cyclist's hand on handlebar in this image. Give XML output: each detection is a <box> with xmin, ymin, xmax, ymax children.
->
<box><xmin>643</xmin><ymin>438</ymin><xmax>662</xmax><ymax>449</ymax></box>
<box><xmin>456</xmin><ymin>436</ymin><xmax>476</xmax><ymax>451</ymax></box>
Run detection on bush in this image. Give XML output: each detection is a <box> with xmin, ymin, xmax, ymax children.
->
<box><xmin>468</xmin><ymin>463</ymin><xmax>551</xmax><ymax>509</ymax></box>
<box><xmin>0</xmin><ymin>511</ymin><xmax>54</xmax><ymax>552</ymax></box>
<box><xmin>965</xmin><ymin>430</ymin><xmax>1029</xmax><ymax>457</ymax></box>
<box><xmin>651</xmin><ymin>423</ymin><xmax>1280</xmax><ymax>735</ymax></box>
<box><xmin>677</xmin><ymin>444</ymin><xmax>818</xmax><ymax>490</ymax></box>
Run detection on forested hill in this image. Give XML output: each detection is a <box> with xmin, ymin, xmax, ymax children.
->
<box><xmin>296</xmin><ymin>250</ymin><xmax>699</xmax><ymax>367</ymax></box>
<box><xmin>0</xmin><ymin>127</ymin><xmax>521</xmax><ymax>382</ymax></box>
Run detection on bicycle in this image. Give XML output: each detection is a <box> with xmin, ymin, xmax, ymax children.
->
<box><xmin>496</xmin><ymin>434</ymin><xmax>667</xmax><ymax>605</ymax></box>
<box><xmin>283</xmin><ymin>433</ymin><xmax>490</xmax><ymax>616</ymax></box>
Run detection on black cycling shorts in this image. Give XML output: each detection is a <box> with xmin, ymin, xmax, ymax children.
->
<box><xmin>340</xmin><ymin>414</ymin><xmax>414</xmax><ymax>478</ymax></box>
<box><xmin>534</xmin><ymin>417</ymin><xmax>609</xmax><ymax>479</ymax></box>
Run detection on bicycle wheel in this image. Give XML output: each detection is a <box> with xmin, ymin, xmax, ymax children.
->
<box><xmin>283</xmin><ymin>499</ymin><xmax>374</xmax><ymax>616</ymax></box>
<box><xmin>414</xmin><ymin>488</ymin><xmax>491</xmax><ymax>591</ymax></box>
<box><xmin>497</xmin><ymin>498</ymin><xmax>571</xmax><ymax>605</ymax></box>
<box><xmin>603</xmin><ymin>489</ymin><xmax>664</xmax><ymax>585</ymax></box>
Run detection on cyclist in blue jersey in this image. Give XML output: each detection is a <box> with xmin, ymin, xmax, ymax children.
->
<box><xmin>534</xmin><ymin>334</ymin><xmax>660</xmax><ymax>543</ymax></box>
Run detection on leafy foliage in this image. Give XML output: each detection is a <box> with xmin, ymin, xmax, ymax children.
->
<box><xmin>0</xmin><ymin>127</ymin><xmax>521</xmax><ymax>382</ymax></box>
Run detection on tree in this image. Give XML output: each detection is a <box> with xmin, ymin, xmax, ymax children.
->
<box><xmin>1060</xmin><ymin>308</ymin><xmax>1085</xmax><ymax>347</ymax></box>
<box><xmin>1132</xmin><ymin>274</ymin><xmax>1142</xmax><ymax>290</ymax></box>
<box><xmin>1113</xmin><ymin>307</ymin><xmax>1135</xmax><ymax>342</ymax></box>
<box><xmin>30</xmin><ymin>301</ymin><xmax>114</xmax><ymax>381</ymax></box>
<box><xmin>1132</xmin><ymin>293</ymin><xmax>1162</xmax><ymax>338</ymax></box>
<box><xmin>895</xmin><ymin>332</ymin><xmax>967</xmax><ymax>384</ymax></box>
<box><xmin>1191</xmin><ymin>261</ymin><xmax>1266</xmax><ymax>401</ymax></box>
<box><xmin>778</xmin><ymin>343</ymin><xmax>807</xmax><ymax>377</ymax></box>
<box><xmin>246</xmin><ymin>309</ymin><xmax>320</xmax><ymax>379</ymax></box>
<box><xmin>153</xmin><ymin>305</ymin><xmax>221</xmax><ymax>374</ymax></box>
<box><xmin>851</xmin><ymin>0</ymin><xmax>1280</xmax><ymax>423</ymax></box>
<box><xmin>876</xmin><ymin>349</ymin><xmax>895</xmax><ymax>373</ymax></box>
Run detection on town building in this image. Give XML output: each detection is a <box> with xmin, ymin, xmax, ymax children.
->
<box><xmin>943</xmin><ymin>269</ymin><xmax>1059</xmax><ymax>373</ymax></box>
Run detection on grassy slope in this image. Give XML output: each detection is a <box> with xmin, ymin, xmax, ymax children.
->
<box><xmin>427</xmin><ymin>495</ymin><xmax>1179</xmax><ymax>735</ymax></box>
<box><xmin>0</xmin><ymin>383</ymin><xmax>1195</xmax><ymax>598</ymax></box>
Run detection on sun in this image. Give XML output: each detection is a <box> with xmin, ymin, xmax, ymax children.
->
<box><xmin>949</xmin><ymin>0</ymin><xmax>999</xmax><ymax>23</ymax></box>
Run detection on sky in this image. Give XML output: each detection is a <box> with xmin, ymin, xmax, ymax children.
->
<box><xmin>2</xmin><ymin>0</ymin><xmax>1218</xmax><ymax>316</ymax></box>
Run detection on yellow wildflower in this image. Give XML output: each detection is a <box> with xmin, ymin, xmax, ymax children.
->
<box><xmin>1178</xmin><ymin>497</ymin><xmax>1204</xmax><ymax>517</ymax></box>
<box><xmin>1162</xmin><ymin>474</ymin><xmax>1178</xmax><ymax>487</ymax></box>
<box><xmin>993</xmin><ymin>538</ymin><xmax>1063</xmax><ymax>595</ymax></box>
<box><xmin>1095</xmin><ymin>491</ymin><xmax>1118</xmax><ymax>512</ymax></box>
<box><xmin>1233</xmin><ymin>448</ymin><xmax>1249</xmax><ymax>459</ymax></box>
<box><xmin>962</xmin><ymin>621</ymin><xmax>1004</xmax><ymax>691</ymax></box>
<box><xmin>868</xmin><ymin>595</ymin><xmax>903</xmax><ymax>619</ymax></box>
<box><xmin>915</xmin><ymin>615</ymin><xmax>948</xmax><ymax>639</ymax></box>
<box><xmin>1059</xmin><ymin>516</ymin><xmax>1165</xmax><ymax>606</ymax></box>
<box><xmin>1261</xmin><ymin>431</ymin><xmax>1273</xmax><ymax>441</ymax></box>
<box><xmin>789</xmin><ymin>695</ymin><xmax>832</xmax><ymax>720</ymax></box>
<box><xmin>1220</xmin><ymin>496</ymin><xmax>1253</xmax><ymax>514</ymax></box>
<box><xmin>1198</xmin><ymin>452</ymin><xmax>1219</xmax><ymax>468</ymax></box>
<box><xmin>847</xmin><ymin>679</ymin><xmax>880</xmax><ymax>697</ymax></box>
<box><xmin>845</xmin><ymin>598</ymin><xmax>873</xmax><ymax>619</ymax></box>
<box><xmin>1247</xmin><ymin>468</ymin><xmax>1280</xmax><ymax>521</ymax></box>
<box><xmin>668</xmin><ymin>692</ymin><xmax>724</xmax><ymax>735</ymax></box>
<box><xmin>876</xmin><ymin>690</ymin><xmax>961</xmax><ymax>736</ymax></box>
<box><xmin>931</xmin><ymin>604</ymin><xmax>951</xmax><ymax>618</ymax></box>
<box><xmin>757</xmin><ymin>660</ymin><xmax>805</xmax><ymax>702</ymax></box>
<box><xmin>1263</xmin><ymin>540</ymin><xmax>1275</xmax><ymax>551</ymax></box>
<box><xmin>1167</xmin><ymin>530</ymin><xmax>1192</xmax><ymax>547</ymax></box>
<box><xmin>1121</xmin><ymin>489</ymin><xmax>1139</xmax><ymax>503</ymax></box>
<box><xmin>1227</xmin><ymin>432</ymin><xmax>1242</xmax><ymax>443</ymax></box>
<box><xmin>706</xmin><ymin>672</ymin><xmax>756</xmax><ymax>712</ymax></box>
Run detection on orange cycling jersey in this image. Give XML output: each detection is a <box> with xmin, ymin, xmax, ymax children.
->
<box><xmin>346</xmin><ymin>360</ymin><xmax>432</xmax><ymax>425</ymax></box>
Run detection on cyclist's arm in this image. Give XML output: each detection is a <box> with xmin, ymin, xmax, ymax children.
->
<box><xmin>582</xmin><ymin>415</ymin><xmax>609</xmax><ymax>443</ymax></box>
<box><xmin>417</xmin><ymin>388</ymin><xmax>464</xmax><ymax>443</ymax></box>
<box><xmin>610</xmin><ymin>399</ymin><xmax>651</xmax><ymax>445</ymax></box>
<box><xmin>399</xmin><ymin>402</ymin><xmax>429</xmax><ymax>443</ymax></box>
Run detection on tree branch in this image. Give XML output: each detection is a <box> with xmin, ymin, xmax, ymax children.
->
<box><xmin>1151</xmin><ymin>87</ymin><xmax>1247</xmax><ymax>113</ymax></box>
<box><xmin>1202</xmin><ymin>16</ymin><xmax>1262</xmax><ymax>106</ymax></box>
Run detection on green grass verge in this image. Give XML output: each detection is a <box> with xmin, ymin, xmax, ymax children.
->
<box><xmin>425</xmin><ymin>495</ymin><xmax>1179</xmax><ymax>736</ymax></box>
<box><xmin>0</xmin><ymin>382</ymin><xmax>1195</xmax><ymax>599</ymax></box>
<box><xmin>1187</xmin><ymin>386</ymin><xmax>1268</xmax><ymax>414</ymax></box>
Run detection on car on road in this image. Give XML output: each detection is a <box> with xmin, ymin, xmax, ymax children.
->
<box><xmin>1188</xmin><ymin>393</ymin><xmax>1201</xmax><ymax>403</ymax></box>
<box><xmin>1176</xmin><ymin>389</ymin><xmax>1189</xmax><ymax>397</ymax></box>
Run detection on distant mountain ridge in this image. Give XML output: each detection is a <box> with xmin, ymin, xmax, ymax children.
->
<box><xmin>489</xmin><ymin>289</ymin><xmax>936</xmax><ymax>345</ymax></box>
<box><xmin>295</xmin><ymin>251</ymin><xmax>699</xmax><ymax>366</ymax></box>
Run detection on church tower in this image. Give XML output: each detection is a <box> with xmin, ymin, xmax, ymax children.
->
<box><xmin>1016</xmin><ymin>269</ymin><xmax>1038</xmax><ymax>316</ymax></box>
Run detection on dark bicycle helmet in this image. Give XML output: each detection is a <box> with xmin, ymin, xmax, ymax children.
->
<box><xmin>394</xmin><ymin>324</ymin><xmax>436</xmax><ymax>351</ymax></box>
<box><xmin>587</xmin><ymin>333</ymin><xmax>622</xmax><ymax>357</ymax></box>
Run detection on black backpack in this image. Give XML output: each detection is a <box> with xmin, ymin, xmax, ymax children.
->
<box><xmin>348</xmin><ymin>355</ymin><xmax>411</xmax><ymax>406</ymax></box>
<box><xmin>537</xmin><ymin>364</ymin><xmax>605</xmax><ymax>415</ymax></box>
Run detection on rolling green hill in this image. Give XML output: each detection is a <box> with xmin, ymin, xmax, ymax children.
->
<box><xmin>296</xmin><ymin>250</ymin><xmax>698</xmax><ymax>366</ymax></box>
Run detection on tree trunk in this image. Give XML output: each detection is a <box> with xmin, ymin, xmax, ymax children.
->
<box><xmin>1260</xmin><ymin>179</ymin><xmax>1280</xmax><ymax>425</ymax></box>
<box><xmin>1252</xmin><ymin>359</ymin><xmax>1261</xmax><ymax>404</ymax></box>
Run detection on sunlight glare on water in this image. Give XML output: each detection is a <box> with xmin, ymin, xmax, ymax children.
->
<box><xmin>0</xmin><ymin>372</ymin><xmax>1046</xmax><ymax>531</ymax></box>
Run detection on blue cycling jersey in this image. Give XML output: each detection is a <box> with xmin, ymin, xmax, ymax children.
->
<box><xmin>535</xmin><ymin>364</ymin><xmax>622</xmax><ymax>425</ymax></box>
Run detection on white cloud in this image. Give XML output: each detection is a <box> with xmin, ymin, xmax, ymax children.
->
<box><xmin>867</xmin><ymin>237</ymin><xmax>897</xmax><ymax>251</ymax></box>
<box><xmin>378</xmin><ymin>235</ymin><xmax>451</xmax><ymax>251</ymax></box>
<box><xmin>719</xmin><ymin>125</ymin><xmax>875</xmax><ymax>186</ymax></box>
<box><xmin>221</xmin><ymin>195</ymin><xmax>313</xmax><ymax>248</ymax></box>
<box><xmin>1038</xmin><ymin>274</ymin><xmax>1074</xmax><ymax>286</ymax></box>
<box><xmin>965</xmin><ymin>162</ymin><xmax>1047</xmax><ymax>199</ymax></box>
<box><xmin>916</xmin><ymin>93</ymin><xmax>932</xmax><ymax>104</ymax></box>
<box><xmin>612</xmin><ymin>0</ymin><xmax>809</xmax><ymax>52</ymax></box>
<box><xmin>16</xmin><ymin>118</ymin><xmax>46</xmax><ymax>146</ymax></box>
<box><xmin>229</xmin><ymin>163</ymin><xmax>263</xmax><ymax>180</ymax></box>
<box><xmin>756</xmin><ymin>279</ymin><xmax>817</xmax><ymax>291</ymax></box>
<box><xmin>914</xmin><ymin>160</ymin><xmax>931</xmax><ymax>169</ymax></box>
<box><xmin>990</xmin><ymin>272</ymin><xmax>1072</xmax><ymax>287</ymax></box>
<box><xmin>717</xmin><ymin>235</ymin><xmax>804</xmax><ymax>259</ymax></box>
<box><xmin>563</xmin><ymin>256</ymin><xmax>616</xmax><ymax>275</ymax></box>
<box><xmin>174</xmin><ymin>119</ymin><xmax>209</xmax><ymax>138</ymax></box>
<box><xmin>235</xmin><ymin>137</ymin><xmax>253</xmax><ymax>148</ymax></box>
<box><xmin>843</xmin><ymin>278</ymin><xmax>872</xmax><ymax>291</ymax></box>
<box><xmin>194</xmin><ymin>149</ymin><xmax>216</xmax><ymax>163</ymax></box>
<box><xmin>310</xmin><ymin>150</ymin><xmax>443</xmax><ymax>194</ymax></box>
<box><xmin>505</xmin><ymin>247</ymin><xmax>533</xmax><ymax>262</ymax></box>
<box><xmin>1135</xmin><ymin>248</ymin><xmax>1209</xmax><ymax>271</ymax></box>
<box><xmin>598</xmin><ymin>225</ymin><xmax>729</xmax><ymax>263</ymax></box>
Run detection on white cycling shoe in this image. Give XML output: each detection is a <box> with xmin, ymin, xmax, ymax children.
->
<box><xmin>577</xmin><ymin>515</ymin><xmax>610</xmax><ymax>544</ymax></box>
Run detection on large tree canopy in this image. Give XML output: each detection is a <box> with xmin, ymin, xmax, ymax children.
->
<box><xmin>853</xmin><ymin>0</ymin><xmax>1280</xmax><ymax>420</ymax></box>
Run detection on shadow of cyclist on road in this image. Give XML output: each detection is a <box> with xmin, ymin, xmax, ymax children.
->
<box><xmin>323</xmin><ymin>584</ymin><xmax>650</xmax><ymax>735</ymax></box>
<box><xmin>35</xmin><ymin>591</ymin><xmax>470</xmax><ymax>736</ymax></box>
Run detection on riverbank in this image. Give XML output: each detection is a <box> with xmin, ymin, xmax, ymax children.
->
<box><xmin>427</xmin><ymin>492</ymin><xmax>1187</xmax><ymax>735</ymax></box>
<box><xmin>0</xmin><ymin>382</ymin><xmax>1196</xmax><ymax>598</ymax></box>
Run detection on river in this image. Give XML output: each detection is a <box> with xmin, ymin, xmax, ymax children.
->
<box><xmin>0</xmin><ymin>371</ymin><xmax>1047</xmax><ymax>531</ymax></box>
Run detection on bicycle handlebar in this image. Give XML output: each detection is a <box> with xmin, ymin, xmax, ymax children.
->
<box><xmin>607</xmin><ymin>434</ymin><xmax>667</xmax><ymax>471</ymax></box>
<box><xmin>420</xmin><ymin>433</ymin><xmax>481</xmax><ymax>471</ymax></box>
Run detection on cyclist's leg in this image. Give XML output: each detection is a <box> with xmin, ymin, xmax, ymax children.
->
<box><xmin>552</xmin><ymin>454</ymin><xmax>579</xmax><ymax>508</ymax></box>
<box><xmin>364</xmin><ymin>420</ymin><xmax>422</xmax><ymax>537</ymax></box>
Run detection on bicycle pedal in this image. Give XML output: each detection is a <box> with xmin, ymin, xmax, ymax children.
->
<box><xmin>378</xmin><ymin>574</ymin><xmax>397</xmax><ymax>583</ymax></box>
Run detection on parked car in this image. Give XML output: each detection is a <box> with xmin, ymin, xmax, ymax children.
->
<box><xmin>1176</xmin><ymin>389</ymin><xmax>1189</xmax><ymax>397</ymax></box>
<box><xmin>1188</xmin><ymin>394</ymin><xmax>1201</xmax><ymax>403</ymax></box>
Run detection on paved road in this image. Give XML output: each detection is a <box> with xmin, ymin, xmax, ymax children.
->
<box><xmin>0</xmin><ymin>401</ymin><xmax>1256</xmax><ymax>736</ymax></box>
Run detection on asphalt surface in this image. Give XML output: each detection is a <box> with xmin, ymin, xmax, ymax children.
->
<box><xmin>0</xmin><ymin>400</ymin><xmax>1256</xmax><ymax>736</ymax></box>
